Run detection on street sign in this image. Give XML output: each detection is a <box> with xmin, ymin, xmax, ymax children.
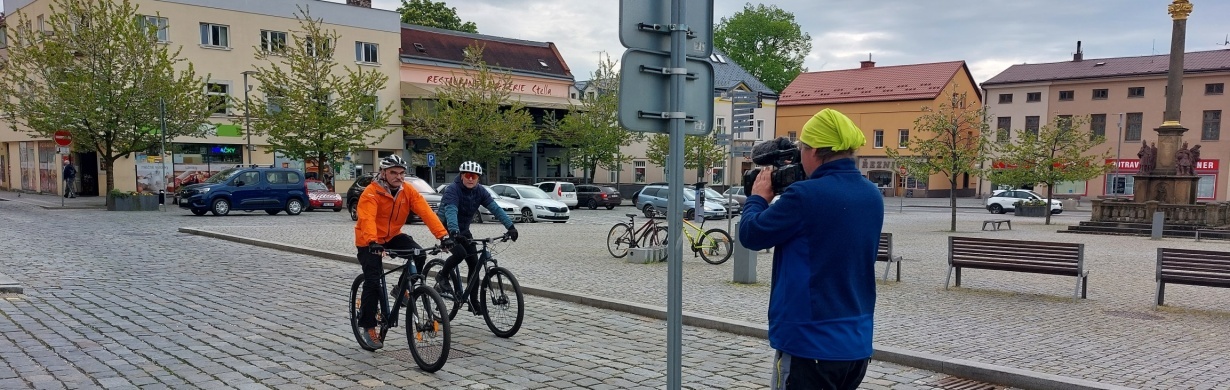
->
<box><xmin>618</xmin><ymin>0</ymin><xmax>713</xmax><ymax>58</ymax></box>
<box><xmin>617</xmin><ymin>49</ymin><xmax>714</xmax><ymax>135</ymax></box>
<box><xmin>426</xmin><ymin>153</ymin><xmax>436</xmax><ymax>168</ymax></box>
<box><xmin>715</xmin><ymin>139</ymin><xmax>730</xmax><ymax>146</ymax></box>
<box><xmin>53</xmin><ymin>130</ymin><xmax>72</xmax><ymax>146</ymax></box>
<box><xmin>57</xmin><ymin>146</ymin><xmax>70</xmax><ymax>154</ymax></box>
<box><xmin>713</xmin><ymin>133</ymin><xmax>731</xmax><ymax>140</ymax></box>
<box><xmin>731</xmin><ymin>91</ymin><xmax>757</xmax><ymax>133</ymax></box>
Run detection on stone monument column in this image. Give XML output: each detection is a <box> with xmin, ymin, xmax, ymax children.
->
<box><xmin>1133</xmin><ymin>0</ymin><xmax>1199</xmax><ymax>204</ymax></box>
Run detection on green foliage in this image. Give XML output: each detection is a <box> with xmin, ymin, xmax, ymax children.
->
<box><xmin>543</xmin><ymin>53</ymin><xmax>642</xmax><ymax>183</ymax></box>
<box><xmin>397</xmin><ymin>0</ymin><xmax>478</xmax><ymax>33</ymax></box>
<box><xmin>645</xmin><ymin>132</ymin><xmax>726</xmax><ymax>182</ymax></box>
<box><xmin>994</xmin><ymin>115</ymin><xmax>1112</xmax><ymax>224</ymax></box>
<box><xmin>0</xmin><ymin>0</ymin><xmax>213</xmax><ymax>199</ymax></box>
<box><xmin>886</xmin><ymin>84</ymin><xmax>991</xmax><ymax>231</ymax></box>
<box><xmin>244</xmin><ymin>6</ymin><xmax>395</xmax><ymax>180</ymax></box>
<box><xmin>404</xmin><ymin>44</ymin><xmax>538</xmax><ymax>175</ymax></box>
<box><xmin>713</xmin><ymin>3</ymin><xmax>811</xmax><ymax>93</ymax></box>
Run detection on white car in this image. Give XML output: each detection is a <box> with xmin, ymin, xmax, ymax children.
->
<box><xmin>490</xmin><ymin>184</ymin><xmax>570</xmax><ymax>223</ymax></box>
<box><xmin>535</xmin><ymin>181</ymin><xmax>579</xmax><ymax>209</ymax></box>
<box><xmin>985</xmin><ymin>189</ymin><xmax>1063</xmax><ymax>214</ymax></box>
<box><xmin>436</xmin><ymin>183</ymin><xmax>523</xmax><ymax>223</ymax></box>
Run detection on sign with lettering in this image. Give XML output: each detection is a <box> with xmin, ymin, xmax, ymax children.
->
<box><xmin>1106</xmin><ymin>159</ymin><xmax>1218</xmax><ymax>172</ymax></box>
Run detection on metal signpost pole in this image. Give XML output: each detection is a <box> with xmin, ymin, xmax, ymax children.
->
<box><xmin>665</xmin><ymin>0</ymin><xmax>686</xmax><ymax>386</ymax></box>
<box><xmin>161</xmin><ymin>98</ymin><xmax>168</xmax><ymax>211</ymax></box>
<box><xmin>1115</xmin><ymin>113</ymin><xmax>1123</xmax><ymax>198</ymax></box>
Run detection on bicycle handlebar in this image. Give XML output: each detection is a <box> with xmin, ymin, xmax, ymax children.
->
<box><xmin>469</xmin><ymin>233</ymin><xmax>513</xmax><ymax>244</ymax></box>
<box><xmin>383</xmin><ymin>245</ymin><xmax>445</xmax><ymax>258</ymax></box>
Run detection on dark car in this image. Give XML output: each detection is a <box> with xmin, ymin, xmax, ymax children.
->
<box><xmin>176</xmin><ymin>166</ymin><xmax>308</xmax><ymax>216</ymax></box>
<box><xmin>575</xmin><ymin>184</ymin><xmax>622</xmax><ymax>210</ymax></box>
<box><xmin>346</xmin><ymin>173</ymin><xmax>441</xmax><ymax>222</ymax></box>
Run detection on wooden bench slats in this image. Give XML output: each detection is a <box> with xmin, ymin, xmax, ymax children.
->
<box><xmin>950</xmin><ymin>251</ymin><xmax>1081</xmax><ymax>264</ymax></box>
<box><xmin>1161</xmin><ymin>263</ymin><xmax>1230</xmax><ymax>273</ymax></box>
<box><xmin>1156</xmin><ymin>248</ymin><xmax>1230</xmax><ymax>305</ymax></box>
<box><xmin>947</xmin><ymin>236</ymin><xmax>1088</xmax><ymax>298</ymax></box>
<box><xmin>1158</xmin><ymin>274</ymin><xmax>1230</xmax><ymax>288</ymax></box>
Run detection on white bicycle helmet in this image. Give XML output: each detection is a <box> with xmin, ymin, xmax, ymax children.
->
<box><xmin>379</xmin><ymin>155</ymin><xmax>408</xmax><ymax>170</ymax></box>
<box><xmin>459</xmin><ymin>161</ymin><xmax>483</xmax><ymax>175</ymax></box>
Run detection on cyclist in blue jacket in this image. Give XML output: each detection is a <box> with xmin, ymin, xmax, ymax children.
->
<box><xmin>437</xmin><ymin>161</ymin><xmax>518</xmax><ymax>314</ymax></box>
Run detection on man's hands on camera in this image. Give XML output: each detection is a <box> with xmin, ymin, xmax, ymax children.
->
<box><xmin>751</xmin><ymin>166</ymin><xmax>776</xmax><ymax>201</ymax></box>
<box><xmin>367</xmin><ymin>242</ymin><xmax>385</xmax><ymax>255</ymax></box>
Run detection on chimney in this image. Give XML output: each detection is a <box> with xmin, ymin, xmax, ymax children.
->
<box><xmin>860</xmin><ymin>53</ymin><xmax>875</xmax><ymax>69</ymax></box>
<box><xmin>1073</xmin><ymin>40</ymin><xmax>1083</xmax><ymax>62</ymax></box>
<box><xmin>346</xmin><ymin>0</ymin><xmax>372</xmax><ymax>7</ymax></box>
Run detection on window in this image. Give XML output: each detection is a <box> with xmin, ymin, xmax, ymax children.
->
<box><xmin>898</xmin><ymin>129</ymin><xmax>909</xmax><ymax>148</ymax></box>
<box><xmin>1128</xmin><ymin>87</ymin><xmax>1145</xmax><ymax>98</ymax></box>
<box><xmin>1026</xmin><ymin>92</ymin><xmax>1041</xmax><ymax>102</ymax></box>
<box><xmin>1058</xmin><ymin>90</ymin><xmax>1074</xmax><ymax>101</ymax></box>
<box><xmin>996</xmin><ymin>117</ymin><xmax>1011</xmax><ymax>143</ymax></box>
<box><xmin>1207</xmin><ymin>83</ymin><xmax>1225</xmax><ymax>95</ymax></box>
<box><xmin>1198</xmin><ymin>175</ymin><xmax>1215</xmax><ymax>199</ymax></box>
<box><xmin>260</xmin><ymin>30</ymin><xmax>287</xmax><ymax>53</ymax></box>
<box><xmin>355</xmin><ymin>41</ymin><xmax>378</xmax><ymax>63</ymax></box>
<box><xmin>235</xmin><ymin>171</ymin><xmax>259</xmax><ymax>186</ymax></box>
<box><xmin>0</xmin><ymin>27</ymin><xmax>7</xmax><ymax>48</ymax></box>
<box><xmin>1203</xmin><ymin>110</ymin><xmax>1222</xmax><ymax>141</ymax></box>
<box><xmin>1090</xmin><ymin>114</ymin><xmax>1106</xmax><ymax>140</ymax></box>
<box><xmin>1092</xmin><ymin>89</ymin><xmax>1108</xmax><ymax>100</ymax></box>
<box><xmin>998</xmin><ymin>93</ymin><xmax>1012</xmax><ymax>104</ymax></box>
<box><xmin>206</xmin><ymin>83</ymin><xmax>230</xmax><ymax>115</ymax></box>
<box><xmin>1025</xmin><ymin>116</ymin><xmax>1039</xmax><ymax>137</ymax></box>
<box><xmin>266</xmin><ymin>94</ymin><xmax>284</xmax><ymax>115</ymax></box>
<box><xmin>37</xmin><ymin>15</ymin><xmax>44</xmax><ymax>32</ymax></box>
<box><xmin>305</xmin><ymin>37</ymin><xmax>331</xmax><ymax>57</ymax></box>
<box><xmin>199</xmin><ymin>23</ymin><xmax>229</xmax><ymax>47</ymax></box>
<box><xmin>360</xmin><ymin>95</ymin><xmax>378</xmax><ymax>122</ymax></box>
<box><xmin>1056</xmin><ymin>115</ymin><xmax>1073</xmax><ymax>132</ymax></box>
<box><xmin>1126</xmin><ymin>112</ymin><xmax>1143</xmax><ymax>141</ymax></box>
<box><xmin>756</xmin><ymin>119</ymin><xmax>764</xmax><ymax>139</ymax></box>
<box><xmin>873</xmin><ymin>130</ymin><xmax>884</xmax><ymax>148</ymax></box>
<box><xmin>138</xmin><ymin>16</ymin><xmax>168</xmax><ymax>42</ymax></box>
<box><xmin>1106</xmin><ymin>174</ymin><xmax>1133</xmax><ymax>196</ymax></box>
<box><xmin>634</xmin><ymin>160</ymin><xmax>646</xmax><ymax>183</ymax></box>
<box><xmin>714</xmin><ymin>116</ymin><xmax>726</xmax><ymax>136</ymax></box>
<box><xmin>608</xmin><ymin>167</ymin><xmax>618</xmax><ymax>183</ymax></box>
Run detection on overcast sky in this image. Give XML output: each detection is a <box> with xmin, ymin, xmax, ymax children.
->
<box><xmin>342</xmin><ymin>0</ymin><xmax>1230</xmax><ymax>89</ymax></box>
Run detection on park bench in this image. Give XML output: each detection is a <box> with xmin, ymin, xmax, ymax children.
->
<box><xmin>981</xmin><ymin>219</ymin><xmax>1011</xmax><ymax>231</ymax></box>
<box><xmin>878</xmin><ymin>232</ymin><xmax>902</xmax><ymax>281</ymax></box>
<box><xmin>1155</xmin><ymin>248</ymin><xmax>1230</xmax><ymax>306</ymax></box>
<box><xmin>945</xmin><ymin>236</ymin><xmax>1088</xmax><ymax>298</ymax></box>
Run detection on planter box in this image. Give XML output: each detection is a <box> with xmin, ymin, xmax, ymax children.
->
<box><xmin>108</xmin><ymin>194</ymin><xmax>160</xmax><ymax>211</ymax></box>
<box><xmin>627</xmin><ymin>246</ymin><xmax>667</xmax><ymax>264</ymax></box>
<box><xmin>1014</xmin><ymin>205</ymin><xmax>1047</xmax><ymax>217</ymax></box>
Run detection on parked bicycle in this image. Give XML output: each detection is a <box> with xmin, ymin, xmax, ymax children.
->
<box><xmin>673</xmin><ymin>218</ymin><xmax>733</xmax><ymax>265</ymax></box>
<box><xmin>423</xmin><ymin>234</ymin><xmax>525</xmax><ymax>338</ymax></box>
<box><xmin>348</xmin><ymin>246</ymin><xmax>451</xmax><ymax>372</ymax></box>
<box><xmin>606</xmin><ymin>213</ymin><xmax>666</xmax><ymax>258</ymax></box>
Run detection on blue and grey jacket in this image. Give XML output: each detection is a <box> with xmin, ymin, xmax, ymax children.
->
<box><xmin>440</xmin><ymin>176</ymin><xmax>514</xmax><ymax>235</ymax></box>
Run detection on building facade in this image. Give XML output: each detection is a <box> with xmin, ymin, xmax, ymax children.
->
<box><xmin>982</xmin><ymin>48</ymin><xmax>1230</xmax><ymax>201</ymax></box>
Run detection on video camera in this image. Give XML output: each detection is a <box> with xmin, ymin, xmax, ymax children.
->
<box><xmin>742</xmin><ymin>137</ymin><xmax>806</xmax><ymax>196</ymax></box>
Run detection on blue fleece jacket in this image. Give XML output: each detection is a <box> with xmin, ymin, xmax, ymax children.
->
<box><xmin>738</xmin><ymin>158</ymin><xmax>884</xmax><ymax>361</ymax></box>
<box><xmin>440</xmin><ymin>176</ymin><xmax>514</xmax><ymax>235</ymax></box>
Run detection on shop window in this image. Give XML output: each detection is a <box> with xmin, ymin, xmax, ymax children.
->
<box><xmin>1106</xmin><ymin>174</ymin><xmax>1133</xmax><ymax>196</ymax></box>
<box><xmin>1198</xmin><ymin>175</ymin><xmax>1216</xmax><ymax>199</ymax></box>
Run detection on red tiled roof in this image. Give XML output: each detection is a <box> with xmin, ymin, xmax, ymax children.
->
<box><xmin>400</xmin><ymin>24</ymin><xmax>572</xmax><ymax>80</ymax></box>
<box><xmin>982</xmin><ymin>49</ymin><xmax>1230</xmax><ymax>86</ymax></box>
<box><xmin>779</xmin><ymin>61</ymin><xmax>971</xmax><ymax>106</ymax></box>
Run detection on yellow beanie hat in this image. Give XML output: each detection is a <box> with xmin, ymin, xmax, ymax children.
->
<box><xmin>799</xmin><ymin>108</ymin><xmax>865</xmax><ymax>152</ymax></box>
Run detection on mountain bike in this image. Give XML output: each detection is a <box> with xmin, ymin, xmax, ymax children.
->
<box><xmin>423</xmin><ymin>234</ymin><xmax>525</xmax><ymax>338</ymax></box>
<box><xmin>348</xmin><ymin>246</ymin><xmax>451</xmax><ymax>372</ymax></box>
<box><xmin>665</xmin><ymin>218</ymin><xmax>733</xmax><ymax>265</ymax></box>
<box><xmin>606</xmin><ymin>213</ymin><xmax>667</xmax><ymax>258</ymax></box>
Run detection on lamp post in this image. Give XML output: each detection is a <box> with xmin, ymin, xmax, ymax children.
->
<box><xmin>241</xmin><ymin>70</ymin><xmax>258</xmax><ymax>165</ymax></box>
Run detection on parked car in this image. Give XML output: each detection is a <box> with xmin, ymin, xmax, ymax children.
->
<box><xmin>722</xmin><ymin>186</ymin><xmax>748</xmax><ymax>206</ymax></box>
<box><xmin>575</xmin><ymin>184</ymin><xmax>622</xmax><ymax>210</ymax></box>
<box><xmin>436</xmin><ymin>183</ymin><xmax>522</xmax><ymax>223</ymax></box>
<box><xmin>700</xmin><ymin>187</ymin><xmax>740</xmax><ymax>215</ymax></box>
<box><xmin>176</xmin><ymin>166</ymin><xmax>308</xmax><ymax>216</ymax></box>
<box><xmin>535</xmin><ymin>181</ymin><xmax>579</xmax><ymax>209</ymax></box>
<box><xmin>346</xmin><ymin>173</ymin><xmax>441</xmax><ymax>222</ymax></box>
<box><xmin>490</xmin><ymin>184</ymin><xmax>570</xmax><ymax>223</ymax></box>
<box><xmin>985</xmin><ymin>189</ymin><xmax>1063</xmax><ymax>214</ymax></box>
<box><xmin>634</xmin><ymin>183</ymin><xmax>727</xmax><ymax>220</ymax></box>
<box><xmin>305</xmin><ymin>179</ymin><xmax>343</xmax><ymax>212</ymax></box>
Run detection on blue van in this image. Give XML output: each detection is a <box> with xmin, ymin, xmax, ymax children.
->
<box><xmin>177</xmin><ymin>166</ymin><xmax>308</xmax><ymax>216</ymax></box>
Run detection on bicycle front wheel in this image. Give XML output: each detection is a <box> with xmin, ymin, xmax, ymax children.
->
<box><xmin>423</xmin><ymin>258</ymin><xmax>464</xmax><ymax>320</ymax></box>
<box><xmin>479</xmin><ymin>267</ymin><xmax>524</xmax><ymax>338</ymax></box>
<box><xmin>606</xmin><ymin>223</ymin><xmax>634</xmax><ymax>258</ymax></box>
<box><xmin>699</xmin><ymin>228</ymin><xmax>733</xmax><ymax>265</ymax></box>
<box><xmin>349</xmin><ymin>275</ymin><xmax>383</xmax><ymax>351</ymax></box>
<box><xmin>406</xmin><ymin>285</ymin><xmax>451</xmax><ymax>372</ymax></box>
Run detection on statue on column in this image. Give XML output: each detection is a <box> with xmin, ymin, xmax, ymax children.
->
<box><xmin>1176</xmin><ymin>142</ymin><xmax>1193</xmax><ymax>175</ymax></box>
<box><xmin>1137</xmin><ymin>140</ymin><xmax>1157</xmax><ymax>174</ymax></box>
<box><xmin>1190</xmin><ymin>144</ymin><xmax>1201</xmax><ymax>175</ymax></box>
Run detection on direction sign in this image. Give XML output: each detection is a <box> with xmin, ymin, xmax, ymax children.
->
<box><xmin>426</xmin><ymin>153</ymin><xmax>436</xmax><ymax>168</ymax></box>
<box><xmin>619</xmin><ymin>0</ymin><xmax>713</xmax><ymax>58</ymax></box>
<box><xmin>617</xmin><ymin>49</ymin><xmax>714</xmax><ymax>135</ymax></box>
<box><xmin>53</xmin><ymin>130</ymin><xmax>72</xmax><ymax>146</ymax></box>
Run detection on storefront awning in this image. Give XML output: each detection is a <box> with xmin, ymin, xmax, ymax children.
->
<box><xmin>401</xmin><ymin>81</ymin><xmax>581</xmax><ymax>110</ymax></box>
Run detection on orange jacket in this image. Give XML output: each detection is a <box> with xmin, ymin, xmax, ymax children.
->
<box><xmin>354</xmin><ymin>181</ymin><xmax>448</xmax><ymax>247</ymax></box>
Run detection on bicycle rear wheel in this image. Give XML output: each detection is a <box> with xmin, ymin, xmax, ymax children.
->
<box><xmin>406</xmin><ymin>284</ymin><xmax>451</xmax><ymax>372</ymax></box>
<box><xmin>479</xmin><ymin>267</ymin><xmax>524</xmax><ymax>338</ymax></box>
<box><xmin>606</xmin><ymin>223</ymin><xmax>633</xmax><ymax>258</ymax></box>
<box><xmin>349</xmin><ymin>275</ymin><xmax>383</xmax><ymax>351</ymax></box>
<box><xmin>423</xmin><ymin>258</ymin><xmax>463</xmax><ymax>320</ymax></box>
<box><xmin>699</xmin><ymin>228</ymin><xmax>733</xmax><ymax>265</ymax></box>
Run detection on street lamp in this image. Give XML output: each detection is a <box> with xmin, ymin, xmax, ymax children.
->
<box><xmin>241</xmin><ymin>70</ymin><xmax>258</xmax><ymax>165</ymax></box>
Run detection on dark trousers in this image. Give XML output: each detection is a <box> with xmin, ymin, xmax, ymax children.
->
<box><xmin>772</xmin><ymin>350</ymin><xmax>869</xmax><ymax>390</ymax></box>
<box><xmin>63</xmin><ymin>179</ymin><xmax>75</xmax><ymax>197</ymax></box>
<box><xmin>356</xmin><ymin>234</ymin><xmax>424</xmax><ymax>328</ymax></box>
<box><xmin>439</xmin><ymin>232</ymin><xmax>479</xmax><ymax>303</ymax></box>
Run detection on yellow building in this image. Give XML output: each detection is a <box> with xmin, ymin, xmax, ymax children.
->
<box><xmin>777</xmin><ymin>60</ymin><xmax>984</xmax><ymax>198</ymax></box>
<box><xmin>0</xmin><ymin>0</ymin><xmax>402</xmax><ymax>195</ymax></box>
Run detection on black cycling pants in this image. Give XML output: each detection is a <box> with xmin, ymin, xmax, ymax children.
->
<box><xmin>356</xmin><ymin>233</ymin><xmax>425</xmax><ymax>328</ymax></box>
<box><xmin>439</xmin><ymin>232</ymin><xmax>479</xmax><ymax>302</ymax></box>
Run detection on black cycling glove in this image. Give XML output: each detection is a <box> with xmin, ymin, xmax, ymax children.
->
<box><xmin>367</xmin><ymin>243</ymin><xmax>384</xmax><ymax>254</ymax></box>
<box><xmin>507</xmin><ymin>227</ymin><xmax>519</xmax><ymax>242</ymax></box>
<box><xmin>441</xmin><ymin>236</ymin><xmax>455</xmax><ymax>250</ymax></box>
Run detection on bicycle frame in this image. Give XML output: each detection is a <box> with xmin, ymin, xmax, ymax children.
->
<box><xmin>377</xmin><ymin>247</ymin><xmax>439</xmax><ymax>331</ymax></box>
<box><xmin>623</xmin><ymin>214</ymin><xmax>664</xmax><ymax>249</ymax></box>
<box><xmin>457</xmin><ymin>236</ymin><xmax>508</xmax><ymax>302</ymax></box>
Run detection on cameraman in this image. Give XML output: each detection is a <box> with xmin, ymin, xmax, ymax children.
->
<box><xmin>739</xmin><ymin>108</ymin><xmax>884</xmax><ymax>390</ymax></box>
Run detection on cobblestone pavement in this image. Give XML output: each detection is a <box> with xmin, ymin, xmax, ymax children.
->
<box><xmin>178</xmin><ymin>201</ymin><xmax>1230</xmax><ymax>390</ymax></box>
<box><xmin>0</xmin><ymin>196</ymin><xmax>963</xmax><ymax>389</ymax></box>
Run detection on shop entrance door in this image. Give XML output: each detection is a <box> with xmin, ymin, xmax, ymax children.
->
<box><xmin>76</xmin><ymin>151</ymin><xmax>100</xmax><ymax>196</ymax></box>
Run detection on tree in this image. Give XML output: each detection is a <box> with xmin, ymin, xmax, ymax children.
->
<box><xmin>544</xmin><ymin>53</ymin><xmax>642</xmax><ymax>183</ymax></box>
<box><xmin>245</xmin><ymin>7</ymin><xmax>395</xmax><ymax>183</ymax></box>
<box><xmin>397</xmin><ymin>0</ymin><xmax>478</xmax><ymax>33</ymax></box>
<box><xmin>713</xmin><ymin>3</ymin><xmax>811</xmax><ymax>93</ymax></box>
<box><xmin>645</xmin><ymin>133</ymin><xmax>726</xmax><ymax>183</ymax></box>
<box><xmin>0</xmin><ymin>0</ymin><xmax>212</xmax><ymax>202</ymax></box>
<box><xmin>992</xmin><ymin>116</ymin><xmax>1112</xmax><ymax>225</ymax></box>
<box><xmin>886</xmin><ymin>84</ymin><xmax>991</xmax><ymax>232</ymax></box>
<box><xmin>403</xmin><ymin>44</ymin><xmax>538</xmax><ymax>177</ymax></box>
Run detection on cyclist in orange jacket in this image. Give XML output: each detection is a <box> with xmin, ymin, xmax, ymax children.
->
<box><xmin>354</xmin><ymin>154</ymin><xmax>453</xmax><ymax>350</ymax></box>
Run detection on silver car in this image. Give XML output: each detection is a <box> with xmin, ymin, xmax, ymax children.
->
<box><xmin>490</xmin><ymin>184</ymin><xmax>571</xmax><ymax>223</ymax></box>
<box><xmin>985</xmin><ymin>189</ymin><xmax>1063</xmax><ymax>214</ymax></box>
